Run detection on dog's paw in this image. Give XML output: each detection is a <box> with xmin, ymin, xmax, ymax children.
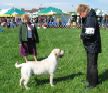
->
<box><xmin>58</xmin><ymin>67</ymin><xmax>61</xmax><ymax>70</ymax></box>
<box><xmin>26</xmin><ymin>87</ymin><xmax>30</xmax><ymax>90</ymax></box>
<box><xmin>51</xmin><ymin>84</ymin><xmax>54</xmax><ymax>87</ymax></box>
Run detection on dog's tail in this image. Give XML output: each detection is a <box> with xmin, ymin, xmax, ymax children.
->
<box><xmin>15</xmin><ymin>61</ymin><xmax>24</xmax><ymax>68</ymax></box>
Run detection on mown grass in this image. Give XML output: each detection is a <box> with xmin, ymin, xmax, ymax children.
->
<box><xmin>0</xmin><ymin>27</ymin><xmax>108</xmax><ymax>93</ymax></box>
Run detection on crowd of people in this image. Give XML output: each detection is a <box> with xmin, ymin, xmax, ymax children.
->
<box><xmin>99</xmin><ymin>14</ymin><xmax>108</xmax><ymax>29</ymax></box>
<box><xmin>32</xmin><ymin>14</ymin><xmax>108</xmax><ymax>29</ymax></box>
<box><xmin>0</xmin><ymin>13</ymin><xmax>108</xmax><ymax>29</ymax></box>
<box><xmin>0</xmin><ymin>17</ymin><xmax>22</xmax><ymax>28</ymax></box>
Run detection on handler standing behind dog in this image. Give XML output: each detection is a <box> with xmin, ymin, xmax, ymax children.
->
<box><xmin>77</xmin><ymin>4</ymin><xmax>102</xmax><ymax>88</ymax></box>
<box><xmin>19</xmin><ymin>14</ymin><xmax>39</xmax><ymax>62</ymax></box>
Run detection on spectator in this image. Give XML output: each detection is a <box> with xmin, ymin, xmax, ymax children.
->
<box><xmin>19</xmin><ymin>14</ymin><xmax>39</xmax><ymax>62</ymax></box>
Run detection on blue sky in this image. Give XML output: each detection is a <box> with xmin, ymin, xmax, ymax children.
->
<box><xmin>0</xmin><ymin>0</ymin><xmax>108</xmax><ymax>12</ymax></box>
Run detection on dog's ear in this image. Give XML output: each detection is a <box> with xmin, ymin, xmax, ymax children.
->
<box><xmin>52</xmin><ymin>49</ymin><xmax>57</xmax><ymax>56</ymax></box>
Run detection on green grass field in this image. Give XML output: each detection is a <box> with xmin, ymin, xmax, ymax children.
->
<box><xmin>0</xmin><ymin>27</ymin><xmax>108</xmax><ymax>93</ymax></box>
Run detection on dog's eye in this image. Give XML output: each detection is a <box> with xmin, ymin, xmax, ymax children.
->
<box><xmin>55</xmin><ymin>53</ymin><xmax>57</xmax><ymax>55</ymax></box>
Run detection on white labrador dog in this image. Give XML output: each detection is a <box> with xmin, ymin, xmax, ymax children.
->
<box><xmin>15</xmin><ymin>48</ymin><xmax>64</xmax><ymax>90</ymax></box>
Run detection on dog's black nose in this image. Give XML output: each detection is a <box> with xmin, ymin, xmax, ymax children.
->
<box><xmin>59</xmin><ymin>55</ymin><xmax>63</xmax><ymax>58</ymax></box>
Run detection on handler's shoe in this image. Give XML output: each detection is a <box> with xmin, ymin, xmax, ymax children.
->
<box><xmin>85</xmin><ymin>85</ymin><xmax>94</xmax><ymax>90</ymax></box>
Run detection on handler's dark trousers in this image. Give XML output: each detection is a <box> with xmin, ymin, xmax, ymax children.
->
<box><xmin>86</xmin><ymin>52</ymin><xmax>99</xmax><ymax>87</ymax></box>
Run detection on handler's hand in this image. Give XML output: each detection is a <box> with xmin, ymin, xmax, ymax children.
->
<box><xmin>19</xmin><ymin>44</ymin><xmax>22</xmax><ymax>47</ymax></box>
<box><xmin>23</xmin><ymin>43</ymin><xmax>27</xmax><ymax>46</ymax></box>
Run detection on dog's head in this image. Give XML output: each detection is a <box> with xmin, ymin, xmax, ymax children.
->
<box><xmin>51</xmin><ymin>49</ymin><xmax>64</xmax><ymax>58</ymax></box>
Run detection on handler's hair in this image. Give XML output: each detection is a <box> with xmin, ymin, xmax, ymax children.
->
<box><xmin>77</xmin><ymin>4</ymin><xmax>90</xmax><ymax>14</ymax></box>
<box><xmin>22</xmin><ymin>14</ymin><xmax>30</xmax><ymax>23</ymax></box>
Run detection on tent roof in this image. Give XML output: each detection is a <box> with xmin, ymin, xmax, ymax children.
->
<box><xmin>38</xmin><ymin>7</ymin><xmax>63</xmax><ymax>15</ymax></box>
<box><xmin>5</xmin><ymin>8</ymin><xmax>25</xmax><ymax>14</ymax></box>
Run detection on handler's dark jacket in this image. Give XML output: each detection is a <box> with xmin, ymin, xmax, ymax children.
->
<box><xmin>80</xmin><ymin>9</ymin><xmax>102</xmax><ymax>53</ymax></box>
<box><xmin>19</xmin><ymin>23</ymin><xmax>39</xmax><ymax>44</ymax></box>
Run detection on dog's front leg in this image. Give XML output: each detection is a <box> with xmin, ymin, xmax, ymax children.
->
<box><xmin>50</xmin><ymin>73</ymin><xmax>54</xmax><ymax>86</ymax></box>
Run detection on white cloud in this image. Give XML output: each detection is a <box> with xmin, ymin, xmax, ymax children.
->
<box><xmin>5</xmin><ymin>3</ymin><xmax>14</xmax><ymax>6</ymax></box>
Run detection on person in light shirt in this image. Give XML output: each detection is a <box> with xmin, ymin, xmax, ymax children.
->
<box><xmin>19</xmin><ymin>14</ymin><xmax>39</xmax><ymax>62</ymax></box>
